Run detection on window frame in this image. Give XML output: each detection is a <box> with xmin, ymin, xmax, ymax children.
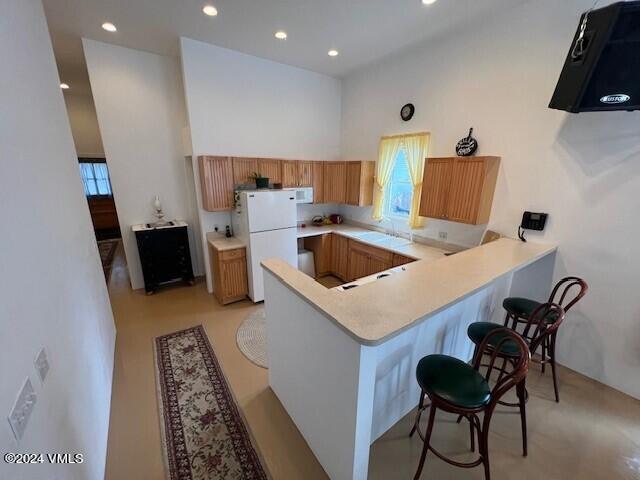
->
<box><xmin>383</xmin><ymin>148</ymin><xmax>413</xmax><ymax>221</ymax></box>
<box><xmin>78</xmin><ymin>157</ymin><xmax>113</xmax><ymax>198</ymax></box>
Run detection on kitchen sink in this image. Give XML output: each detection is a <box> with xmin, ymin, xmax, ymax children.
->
<box><xmin>376</xmin><ymin>237</ymin><xmax>412</xmax><ymax>248</ymax></box>
<box><xmin>353</xmin><ymin>231</ymin><xmax>389</xmax><ymax>242</ymax></box>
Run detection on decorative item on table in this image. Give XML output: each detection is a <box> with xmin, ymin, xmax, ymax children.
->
<box><xmin>329</xmin><ymin>214</ymin><xmax>344</xmax><ymax>225</ymax></box>
<box><xmin>455</xmin><ymin>127</ymin><xmax>479</xmax><ymax>156</ymax></box>
<box><xmin>401</xmin><ymin>103</ymin><xmax>415</xmax><ymax>121</ymax></box>
<box><xmin>249</xmin><ymin>172</ymin><xmax>270</xmax><ymax>189</ymax></box>
<box><xmin>150</xmin><ymin>195</ymin><xmax>171</xmax><ymax>227</ymax></box>
<box><xmin>311</xmin><ymin>215</ymin><xmax>324</xmax><ymax>227</ymax></box>
<box><xmin>225</xmin><ymin>225</ymin><xmax>232</xmax><ymax>238</ymax></box>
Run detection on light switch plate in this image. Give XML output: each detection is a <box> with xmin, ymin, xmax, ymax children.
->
<box><xmin>439</xmin><ymin>231</ymin><xmax>448</xmax><ymax>240</ymax></box>
<box><xmin>34</xmin><ymin>348</ymin><xmax>50</xmax><ymax>383</ymax></box>
<box><xmin>8</xmin><ymin>377</ymin><xmax>37</xmax><ymax>442</ymax></box>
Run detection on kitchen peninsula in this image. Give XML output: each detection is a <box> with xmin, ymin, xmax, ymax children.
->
<box><xmin>262</xmin><ymin>238</ymin><xmax>557</xmax><ymax>480</ymax></box>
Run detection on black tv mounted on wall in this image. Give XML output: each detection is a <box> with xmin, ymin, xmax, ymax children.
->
<box><xmin>549</xmin><ymin>1</ymin><xmax>640</xmax><ymax>113</ymax></box>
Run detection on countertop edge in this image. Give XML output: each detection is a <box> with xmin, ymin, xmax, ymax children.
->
<box><xmin>262</xmin><ymin>239</ymin><xmax>558</xmax><ymax>346</ymax></box>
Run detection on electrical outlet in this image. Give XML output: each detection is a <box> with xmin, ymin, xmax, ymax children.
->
<box><xmin>439</xmin><ymin>231</ymin><xmax>448</xmax><ymax>240</ymax></box>
<box><xmin>34</xmin><ymin>348</ymin><xmax>49</xmax><ymax>383</ymax></box>
<box><xmin>8</xmin><ymin>378</ymin><xmax>37</xmax><ymax>442</ymax></box>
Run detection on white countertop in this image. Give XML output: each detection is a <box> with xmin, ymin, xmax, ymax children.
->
<box><xmin>262</xmin><ymin>238</ymin><xmax>557</xmax><ymax>346</ymax></box>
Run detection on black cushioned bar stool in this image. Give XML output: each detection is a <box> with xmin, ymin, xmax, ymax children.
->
<box><xmin>410</xmin><ymin>328</ymin><xmax>530</xmax><ymax>480</ymax></box>
<box><xmin>502</xmin><ymin>277</ymin><xmax>588</xmax><ymax>401</ymax></box>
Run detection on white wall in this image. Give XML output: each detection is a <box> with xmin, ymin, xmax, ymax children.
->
<box><xmin>84</xmin><ymin>39</ymin><xmax>203</xmax><ymax>289</ymax></box>
<box><xmin>63</xmin><ymin>93</ymin><xmax>104</xmax><ymax>156</ymax></box>
<box><xmin>180</xmin><ymin>38</ymin><xmax>342</xmax><ymax>291</ymax></box>
<box><xmin>341</xmin><ymin>0</ymin><xmax>640</xmax><ymax>398</ymax></box>
<box><xmin>0</xmin><ymin>1</ymin><xmax>116</xmax><ymax>479</ymax></box>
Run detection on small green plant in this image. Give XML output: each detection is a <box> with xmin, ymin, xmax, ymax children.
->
<box><xmin>249</xmin><ymin>172</ymin><xmax>265</xmax><ymax>180</ymax></box>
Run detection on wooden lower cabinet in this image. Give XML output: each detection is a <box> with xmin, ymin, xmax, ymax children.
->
<box><xmin>392</xmin><ymin>253</ymin><xmax>414</xmax><ymax>267</ymax></box>
<box><xmin>303</xmin><ymin>234</ymin><xmax>333</xmax><ymax>277</ymax></box>
<box><xmin>210</xmin><ymin>245</ymin><xmax>248</xmax><ymax>305</ymax></box>
<box><xmin>347</xmin><ymin>240</ymin><xmax>393</xmax><ymax>281</ymax></box>
<box><xmin>330</xmin><ymin>234</ymin><xmax>350</xmax><ymax>281</ymax></box>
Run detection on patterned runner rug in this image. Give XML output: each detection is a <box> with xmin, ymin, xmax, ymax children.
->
<box><xmin>97</xmin><ymin>238</ymin><xmax>119</xmax><ymax>280</ymax></box>
<box><xmin>155</xmin><ymin>325</ymin><xmax>268</xmax><ymax>480</ymax></box>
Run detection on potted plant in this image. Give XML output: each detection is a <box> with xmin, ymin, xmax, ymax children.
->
<box><xmin>250</xmin><ymin>172</ymin><xmax>269</xmax><ymax>189</ymax></box>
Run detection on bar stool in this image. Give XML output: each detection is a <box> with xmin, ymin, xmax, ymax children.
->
<box><xmin>410</xmin><ymin>328</ymin><xmax>530</xmax><ymax>480</ymax></box>
<box><xmin>465</xmin><ymin>303</ymin><xmax>565</xmax><ymax>456</ymax></box>
<box><xmin>502</xmin><ymin>277</ymin><xmax>588</xmax><ymax>401</ymax></box>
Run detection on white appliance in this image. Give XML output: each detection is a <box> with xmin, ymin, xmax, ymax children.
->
<box><xmin>232</xmin><ymin>190</ymin><xmax>298</xmax><ymax>302</ymax></box>
<box><xmin>288</xmin><ymin>187</ymin><xmax>313</xmax><ymax>204</ymax></box>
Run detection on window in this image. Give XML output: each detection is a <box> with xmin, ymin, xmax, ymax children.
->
<box><xmin>79</xmin><ymin>159</ymin><xmax>113</xmax><ymax>197</ymax></box>
<box><xmin>384</xmin><ymin>148</ymin><xmax>412</xmax><ymax>218</ymax></box>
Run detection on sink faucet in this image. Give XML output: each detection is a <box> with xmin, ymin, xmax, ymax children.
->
<box><xmin>379</xmin><ymin>217</ymin><xmax>396</xmax><ymax>237</ymax></box>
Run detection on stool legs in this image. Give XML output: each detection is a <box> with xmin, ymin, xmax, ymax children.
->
<box><xmin>410</xmin><ymin>390</ymin><xmax>426</xmax><ymax>438</ymax></box>
<box><xmin>413</xmin><ymin>403</ymin><xmax>437</xmax><ymax>480</ymax></box>
<box><xmin>550</xmin><ymin>332</ymin><xmax>560</xmax><ymax>402</ymax></box>
<box><xmin>517</xmin><ymin>380</ymin><xmax>528</xmax><ymax>456</ymax></box>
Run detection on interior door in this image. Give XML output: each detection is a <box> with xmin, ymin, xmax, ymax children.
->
<box><xmin>246</xmin><ymin>191</ymin><xmax>297</xmax><ymax>232</ymax></box>
<box><xmin>247</xmin><ymin>228</ymin><xmax>298</xmax><ymax>302</ymax></box>
<box><xmin>446</xmin><ymin>158</ymin><xmax>485</xmax><ymax>224</ymax></box>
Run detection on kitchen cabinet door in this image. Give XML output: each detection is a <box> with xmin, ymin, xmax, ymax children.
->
<box><xmin>330</xmin><ymin>234</ymin><xmax>350</xmax><ymax>281</ymax></box>
<box><xmin>392</xmin><ymin>254</ymin><xmax>414</xmax><ymax>267</ymax></box>
<box><xmin>298</xmin><ymin>161</ymin><xmax>313</xmax><ymax>187</ymax></box>
<box><xmin>257</xmin><ymin>158</ymin><xmax>282</xmax><ymax>184</ymax></box>
<box><xmin>368</xmin><ymin>256</ymin><xmax>392</xmax><ymax>277</ymax></box>
<box><xmin>303</xmin><ymin>234</ymin><xmax>332</xmax><ymax>277</ymax></box>
<box><xmin>210</xmin><ymin>245</ymin><xmax>248</xmax><ymax>305</ymax></box>
<box><xmin>445</xmin><ymin>157</ymin><xmax>486</xmax><ymax>224</ymax></box>
<box><xmin>312</xmin><ymin>161</ymin><xmax>325</xmax><ymax>204</ymax></box>
<box><xmin>323</xmin><ymin>162</ymin><xmax>347</xmax><ymax>204</ymax></box>
<box><xmin>348</xmin><ymin>247</ymin><xmax>370</xmax><ymax>282</ymax></box>
<box><xmin>232</xmin><ymin>157</ymin><xmax>258</xmax><ymax>185</ymax></box>
<box><xmin>282</xmin><ymin>160</ymin><xmax>299</xmax><ymax>188</ymax></box>
<box><xmin>419</xmin><ymin>157</ymin><xmax>452</xmax><ymax>220</ymax></box>
<box><xmin>199</xmin><ymin>156</ymin><xmax>234</xmax><ymax>211</ymax></box>
<box><xmin>345</xmin><ymin>161</ymin><xmax>375</xmax><ymax>206</ymax></box>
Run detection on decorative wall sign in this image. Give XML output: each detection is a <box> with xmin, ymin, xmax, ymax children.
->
<box><xmin>456</xmin><ymin>128</ymin><xmax>479</xmax><ymax>156</ymax></box>
<box><xmin>400</xmin><ymin>103</ymin><xmax>415</xmax><ymax>121</ymax></box>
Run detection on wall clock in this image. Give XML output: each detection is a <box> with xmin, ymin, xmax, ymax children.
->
<box><xmin>456</xmin><ymin>128</ymin><xmax>479</xmax><ymax>156</ymax></box>
<box><xmin>400</xmin><ymin>103</ymin><xmax>415</xmax><ymax>121</ymax></box>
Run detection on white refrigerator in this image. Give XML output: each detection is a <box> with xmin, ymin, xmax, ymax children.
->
<box><xmin>232</xmin><ymin>190</ymin><xmax>298</xmax><ymax>302</ymax></box>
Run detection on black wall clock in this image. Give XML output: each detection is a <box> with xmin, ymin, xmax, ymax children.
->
<box><xmin>400</xmin><ymin>103</ymin><xmax>415</xmax><ymax>121</ymax></box>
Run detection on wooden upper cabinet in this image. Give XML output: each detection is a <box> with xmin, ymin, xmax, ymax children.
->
<box><xmin>282</xmin><ymin>160</ymin><xmax>299</xmax><ymax>188</ymax></box>
<box><xmin>312</xmin><ymin>161</ymin><xmax>325</xmax><ymax>204</ymax></box>
<box><xmin>345</xmin><ymin>161</ymin><xmax>375</xmax><ymax>206</ymax></box>
<box><xmin>199</xmin><ymin>156</ymin><xmax>234</xmax><ymax>211</ymax></box>
<box><xmin>232</xmin><ymin>157</ymin><xmax>258</xmax><ymax>185</ymax></box>
<box><xmin>298</xmin><ymin>161</ymin><xmax>313</xmax><ymax>187</ymax></box>
<box><xmin>257</xmin><ymin>158</ymin><xmax>282</xmax><ymax>184</ymax></box>
<box><xmin>419</xmin><ymin>156</ymin><xmax>500</xmax><ymax>225</ymax></box>
<box><xmin>323</xmin><ymin>161</ymin><xmax>347</xmax><ymax>204</ymax></box>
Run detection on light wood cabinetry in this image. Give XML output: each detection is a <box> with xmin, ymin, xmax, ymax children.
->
<box><xmin>347</xmin><ymin>240</ymin><xmax>393</xmax><ymax>281</ymax></box>
<box><xmin>419</xmin><ymin>156</ymin><xmax>500</xmax><ymax>225</ymax></box>
<box><xmin>312</xmin><ymin>161</ymin><xmax>325</xmax><ymax>204</ymax></box>
<box><xmin>257</xmin><ymin>158</ymin><xmax>282</xmax><ymax>184</ymax></box>
<box><xmin>392</xmin><ymin>254</ymin><xmax>414</xmax><ymax>267</ymax></box>
<box><xmin>330</xmin><ymin>233</ymin><xmax>350</xmax><ymax>281</ymax></box>
<box><xmin>345</xmin><ymin>161</ymin><xmax>375</xmax><ymax>206</ymax></box>
<box><xmin>282</xmin><ymin>160</ymin><xmax>314</xmax><ymax>188</ymax></box>
<box><xmin>323</xmin><ymin>161</ymin><xmax>347</xmax><ymax>204</ymax></box>
<box><xmin>199</xmin><ymin>156</ymin><xmax>235</xmax><ymax>211</ymax></box>
<box><xmin>209</xmin><ymin>245</ymin><xmax>248</xmax><ymax>305</ymax></box>
<box><xmin>232</xmin><ymin>157</ymin><xmax>258</xmax><ymax>185</ymax></box>
<box><xmin>303</xmin><ymin>234</ymin><xmax>333</xmax><ymax>277</ymax></box>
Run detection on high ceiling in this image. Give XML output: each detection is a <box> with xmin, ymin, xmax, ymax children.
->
<box><xmin>43</xmin><ymin>0</ymin><xmax>522</xmax><ymax>95</ymax></box>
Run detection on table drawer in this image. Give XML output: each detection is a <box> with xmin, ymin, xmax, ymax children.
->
<box><xmin>221</xmin><ymin>248</ymin><xmax>246</xmax><ymax>261</ymax></box>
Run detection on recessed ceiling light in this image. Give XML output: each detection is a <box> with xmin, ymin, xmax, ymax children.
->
<box><xmin>275</xmin><ymin>31</ymin><xmax>288</xmax><ymax>40</ymax></box>
<box><xmin>60</xmin><ymin>83</ymin><xmax>70</xmax><ymax>90</ymax></box>
<box><xmin>422</xmin><ymin>0</ymin><xmax>437</xmax><ymax>4</ymax></box>
<box><xmin>102</xmin><ymin>22</ymin><xmax>117</xmax><ymax>32</ymax></box>
<box><xmin>202</xmin><ymin>5</ymin><xmax>218</xmax><ymax>16</ymax></box>
<box><xmin>328</xmin><ymin>49</ymin><xmax>339</xmax><ymax>57</ymax></box>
